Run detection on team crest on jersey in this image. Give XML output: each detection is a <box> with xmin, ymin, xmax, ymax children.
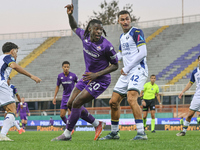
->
<box><xmin>61</xmin><ymin>77</ymin><xmax>63</xmax><ymax>79</ymax></box>
<box><xmin>151</xmin><ymin>88</ymin><xmax>153</xmax><ymax>90</ymax></box>
<box><xmin>126</xmin><ymin>36</ymin><xmax>129</xmax><ymax>40</ymax></box>
<box><xmin>97</xmin><ymin>46</ymin><xmax>101</xmax><ymax>50</ymax></box>
<box><xmin>69</xmin><ymin>76</ymin><xmax>72</xmax><ymax>79</ymax></box>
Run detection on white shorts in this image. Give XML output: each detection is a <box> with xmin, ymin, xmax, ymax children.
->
<box><xmin>0</xmin><ymin>81</ymin><xmax>15</xmax><ymax>107</ymax></box>
<box><xmin>113</xmin><ymin>67</ymin><xmax>147</xmax><ymax>95</ymax></box>
<box><xmin>189</xmin><ymin>95</ymin><xmax>200</xmax><ymax>111</ymax></box>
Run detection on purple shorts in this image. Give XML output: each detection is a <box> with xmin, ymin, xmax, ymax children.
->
<box><xmin>20</xmin><ymin>113</ymin><xmax>27</xmax><ymax>120</ymax></box>
<box><xmin>76</xmin><ymin>78</ymin><xmax>110</xmax><ymax>99</ymax></box>
<box><xmin>60</xmin><ymin>96</ymin><xmax>69</xmax><ymax>110</ymax></box>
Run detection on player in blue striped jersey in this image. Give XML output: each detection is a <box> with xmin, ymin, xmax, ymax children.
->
<box><xmin>177</xmin><ymin>55</ymin><xmax>200</xmax><ymax>136</ymax></box>
<box><xmin>0</xmin><ymin>42</ymin><xmax>41</xmax><ymax>141</ymax></box>
<box><xmin>100</xmin><ymin>10</ymin><xmax>148</xmax><ymax>141</ymax></box>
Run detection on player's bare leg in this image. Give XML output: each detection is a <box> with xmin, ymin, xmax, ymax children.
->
<box><xmin>176</xmin><ymin>110</ymin><xmax>195</xmax><ymax>136</ymax></box>
<box><xmin>0</xmin><ymin>103</ymin><xmax>16</xmax><ymax>141</ymax></box>
<box><xmin>100</xmin><ymin>92</ymin><xmax>123</xmax><ymax>140</ymax></box>
<box><xmin>127</xmin><ymin>90</ymin><xmax>147</xmax><ymax>140</ymax></box>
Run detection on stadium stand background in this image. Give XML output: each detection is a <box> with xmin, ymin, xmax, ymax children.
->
<box><xmin>0</xmin><ymin>14</ymin><xmax>200</xmax><ymax>117</ymax></box>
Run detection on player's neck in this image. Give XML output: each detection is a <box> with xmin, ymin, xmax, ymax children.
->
<box><xmin>123</xmin><ymin>26</ymin><xmax>132</xmax><ymax>34</ymax></box>
<box><xmin>151</xmin><ymin>82</ymin><xmax>154</xmax><ymax>85</ymax></box>
<box><xmin>64</xmin><ymin>72</ymin><xmax>69</xmax><ymax>76</ymax></box>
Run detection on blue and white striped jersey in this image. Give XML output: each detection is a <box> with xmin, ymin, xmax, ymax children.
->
<box><xmin>118</xmin><ymin>27</ymin><xmax>148</xmax><ymax>75</ymax></box>
<box><xmin>190</xmin><ymin>67</ymin><xmax>200</xmax><ymax>96</ymax></box>
<box><xmin>0</xmin><ymin>54</ymin><xmax>15</xmax><ymax>84</ymax></box>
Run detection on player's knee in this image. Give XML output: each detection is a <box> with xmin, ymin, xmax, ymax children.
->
<box><xmin>109</xmin><ymin>100</ymin><xmax>119</xmax><ymax>110</ymax></box>
<box><xmin>127</xmin><ymin>98</ymin><xmax>137</xmax><ymax>105</ymax></box>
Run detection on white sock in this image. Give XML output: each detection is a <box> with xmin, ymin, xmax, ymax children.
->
<box><xmin>111</xmin><ymin>125</ymin><xmax>119</xmax><ymax>132</ymax></box>
<box><xmin>63</xmin><ymin>129</ymin><xmax>71</xmax><ymax>138</ymax></box>
<box><xmin>136</xmin><ymin>123</ymin><xmax>144</xmax><ymax>134</ymax></box>
<box><xmin>183</xmin><ymin>120</ymin><xmax>190</xmax><ymax>133</ymax></box>
<box><xmin>92</xmin><ymin>119</ymin><xmax>99</xmax><ymax>127</ymax></box>
<box><xmin>1</xmin><ymin>114</ymin><xmax>15</xmax><ymax>136</ymax></box>
<box><xmin>13</xmin><ymin>121</ymin><xmax>21</xmax><ymax>130</ymax></box>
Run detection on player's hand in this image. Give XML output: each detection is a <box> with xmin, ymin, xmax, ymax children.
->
<box><xmin>16</xmin><ymin>114</ymin><xmax>18</xmax><ymax>117</ymax></box>
<box><xmin>82</xmin><ymin>72</ymin><xmax>98</xmax><ymax>81</ymax></box>
<box><xmin>64</xmin><ymin>4</ymin><xmax>74</xmax><ymax>15</ymax></box>
<box><xmin>121</xmin><ymin>69</ymin><xmax>127</xmax><ymax>76</ymax></box>
<box><xmin>159</xmin><ymin>103</ymin><xmax>162</xmax><ymax>109</ymax></box>
<box><xmin>142</xmin><ymin>100</ymin><xmax>146</xmax><ymax>107</ymax></box>
<box><xmin>28</xmin><ymin>113</ymin><xmax>30</xmax><ymax>116</ymax></box>
<box><xmin>52</xmin><ymin>98</ymin><xmax>56</xmax><ymax>105</ymax></box>
<box><xmin>31</xmin><ymin>75</ymin><xmax>42</xmax><ymax>83</ymax></box>
<box><xmin>179</xmin><ymin>92</ymin><xmax>183</xmax><ymax>99</ymax></box>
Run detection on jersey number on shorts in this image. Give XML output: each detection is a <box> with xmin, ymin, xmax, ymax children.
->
<box><xmin>88</xmin><ymin>81</ymin><xmax>100</xmax><ymax>91</ymax></box>
<box><xmin>130</xmin><ymin>75</ymin><xmax>139</xmax><ymax>82</ymax></box>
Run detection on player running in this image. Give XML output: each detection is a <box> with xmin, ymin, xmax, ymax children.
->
<box><xmin>51</xmin><ymin>4</ymin><xmax>118</xmax><ymax>141</ymax></box>
<box><xmin>176</xmin><ymin>55</ymin><xmax>200</xmax><ymax>136</ymax></box>
<box><xmin>100</xmin><ymin>10</ymin><xmax>148</xmax><ymax>140</ymax></box>
<box><xmin>0</xmin><ymin>42</ymin><xmax>41</xmax><ymax>141</ymax></box>
<box><xmin>7</xmin><ymin>77</ymin><xmax>25</xmax><ymax>134</ymax></box>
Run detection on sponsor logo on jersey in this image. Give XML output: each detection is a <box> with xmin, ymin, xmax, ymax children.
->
<box><xmin>96</xmin><ymin>46</ymin><xmax>101</xmax><ymax>50</ymax></box>
<box><xmin>62</xmin><ymin>81</ymin><xmax>72</xmax><ymax>84</ymax></box>
<box><xmin>83</xmin><ymin>48</ymin><xmax>100</xmax><ymax>58</ymax></box>
<box><xmin>137</xmin><ymin>35</ymin><xmax>144</xmax><ymax>43</ymax></box>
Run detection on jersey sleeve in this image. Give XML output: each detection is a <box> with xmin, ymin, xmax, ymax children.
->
<box><xmin>3</xmin><ymin>55</ymin><xmax>15</xmax><ymax>66</ymax></box>
<box><xmin>75</xmin><ymin>28</ymin><xmax>85</xmax><ymax>41</ymax></box>
<box><xmin>75</xmin><ymin>74</ymin><xmax>78</xmax><ymax>83</ymax></box>
<box><xmin>56</xmin><ymin>75</ymin><xmax>61</xmax><ymax>86</ymax></box>
<box><xmin>118</xmin><ymin>34</ymin><xmax>123</xmax><ymax>52</ymax></box>
<box><xmin>156</xmin><ymin>85</ymin><xmax>159</xmax><ymax>94</ymax></box>
<box><xmin>105</xmin><ymin>43</ymin><xmax>118</xmax><ymax>64</ymax></box>
<box><xmin>190</xmin><ymin>70</ymin><xmax>196</xmax><ymax>83</ymax></box>
<box><xmin>13</xmin><ymin>86</ymin><xmax>17</xmax><ymax>95</ymax></box>
<box><xmin>143</xmin><ymin>83</ymin><xmax>147</xmax><ymax>91</ymax></box>
<box><xmin>131</xmin><ymin>29</ymin><xmax>146</xmax><ymax>47</ymax></box>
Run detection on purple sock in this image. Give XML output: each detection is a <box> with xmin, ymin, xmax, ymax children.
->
<box><xmin>61</xmin><ymin>116</ymin><xmax>68</xmax><ymax>124</ymax></box>
<box><xmin>80</xmin><ymin>106</ymin><xmax>95</xmax><ymax>124</ymax></box>
<box><xmin>66</xmin><ymin>108</ymin><xmax>81</xmax><ymax>131</ymax></box>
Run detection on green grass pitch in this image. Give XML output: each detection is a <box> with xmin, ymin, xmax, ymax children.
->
<box><xmin>1</xmin><ymin>130</ymin><xmax>200</xmax><ymax>150</ymax></box>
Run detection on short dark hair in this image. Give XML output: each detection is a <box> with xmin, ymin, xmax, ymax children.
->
<box><xmin>62</xmin><ymin>61</ymin><xmax>70</xmax><ymax>66</ymax></box>
<box><xmin>2</xmin><ymin>42</ymin><xmax>18</xmax><ymax>53</ymax></box>
<box><xmin>117</xmin><ymin>10</ymin><xmax>131</xmax><ymax>18</ymax></box>
<box><xmin>84</xmin><ymin>19</ymin><xmax>107</xmax><ymax>38</ymax></box>
<box><xmin>198</xmin><ymin>55</ymin><xmax>200</xmax><ymax>60</ymax></box>
<box><xmin>150</xmin><ymin>74</ymin><xmax>156</xmax><ymax>78</ymax></box>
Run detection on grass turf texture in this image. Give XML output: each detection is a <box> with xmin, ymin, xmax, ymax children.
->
<box><xmin>1</xmin><ymin>131</ymin><xmax>200</xmax><ymax>150</ymax></box>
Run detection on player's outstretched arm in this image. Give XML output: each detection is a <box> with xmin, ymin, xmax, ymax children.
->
<box><xmin>9</xmin><ymin>62</ymin><xmax>41</xmax><ymax>83</ymax></box>
<box><xmin>179</xmin><ymin>81</ymin><xmax>193</xmax><ymax>99</ymax></box>
<box><xmin>64</xmin><ymin>4</ymin><xmax>77</xmax><ymax>32</ymax></box>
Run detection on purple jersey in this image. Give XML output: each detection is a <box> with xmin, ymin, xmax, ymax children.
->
<box><xmin>57</xmin><ymin>72</ymin><xmax>78</xmax><ymax>97</ymax></box>
<box><xmin>17</xmin><ymin>102</ymin><xmax>29</xmax><ymax>114</ymax></box>
<box><xmin>76</xmin><ymin>28</ymin><xmax>118</xmax><ymax>81</ymax></box>
<box><xmin>49</xmin><ymin>118</ymin><xmax>54</xmax><ymax>125</ymax></box>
